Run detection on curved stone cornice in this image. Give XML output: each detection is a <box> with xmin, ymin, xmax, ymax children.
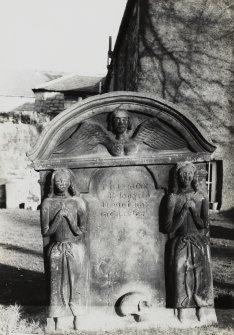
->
<box><xmin>27</xmin><ymin>91</ymin><xmax>216</xmax><ymax>168</ymax></box>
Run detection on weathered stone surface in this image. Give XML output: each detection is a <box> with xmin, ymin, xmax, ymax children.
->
<box><xmin>27</xmin><ymin>92</ymin><xmax>215</xmax><ymax>170</ymax></box>
<box><xmin>28</xmin><ymin>92</ymin><xmax>217</xmax><ymax>329</ymax></box>
<box><xmin>46</xmin><ymin>306</ymin><xmax>217</xmax><ymax>331</ymax></box>
<box><xmin>163</xmin><ymin>162</ymin><xmax>215</xmax><ymax>322</ymax></box>
<box><xmin>41</xmin><ymin>169</ymin><xmax>89</xmax><ymax>330</ymax></box>
<box><xmin>53</xmin><ymin>107</ymin><xmax>189</xmax><ymax>158</ymax></box>
<box><xmin>86</xmin><ymin>166</ymin><xmax>165</xmax><ymax>308</ymax></box>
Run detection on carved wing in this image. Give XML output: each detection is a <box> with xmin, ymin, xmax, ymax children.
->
<box><xmin>54</xmin><ymin>121</ymin><xmax>112</xmax><ymax>155</ymax></box>
<box><xmin>133</xmin><ymin>118</ymin><xmax>188</xmax><ymax>150</ymax></box>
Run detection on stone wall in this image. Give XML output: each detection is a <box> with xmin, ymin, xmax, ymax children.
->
<box><xmin>0</xmin><ymin>93</ymin><xmax>67</xmax><ymax>209</ymax></box>
<box><xmin>107</xmin><ymin>0</ymin><xmax>234</xmax><ymax>211</ymax></box>
<box><xmin>0</xmin><ymin>122</ymin><xmax>41</xmax><ymax>209</ymax></box>
<box><xmin>34</xmin><ymin>92</ymin><xmax>65</xmax><ymax>118</ymax></box>
<box><xmin>34</xmin><ymin>91</ymin><xmax>84</xmax><ymax>118</ymax></box>
<box><xmin>0</xmin><ymin>91</ymin><xmax>86</xmax><ymax>208</ymax></box>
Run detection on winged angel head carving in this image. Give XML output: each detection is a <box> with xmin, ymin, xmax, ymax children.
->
<box><xmin>107</xmin><ymin>108</ymin><xmax>132</xmax><ymax>138</ymax></box>
<box><xmin>54</xmin><ymin>107</ymin><xmax>188</xmax><ymax>157</ymax></box>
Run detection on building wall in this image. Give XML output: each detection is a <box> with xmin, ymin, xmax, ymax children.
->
<box><xmin>108</xmin><ymin>0</ymin><xmax>234</xmax><ymax>211</ymax></box>
<box><xmin>111</xmin><ymin>0</ymin><xmax>140</xmax><ymax>91</ymax></box>
<box><xmin>34</xmin><ymin>91</ymin><xmax>86</xmax><ymax>116</ymax></box>
<box><xmin>0</xmin><ymin>96</ymin><xmax>42</xmax><ymax>209</ymax></box>
<box><xmin>34</xmin><ymin>92</ymin><xmax>65</xmax><ymax>118</ymax></box>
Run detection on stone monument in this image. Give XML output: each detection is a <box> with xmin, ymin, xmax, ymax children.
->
<box><xmin>163</xmin><ymin>162</ymin><xmax>214</xmax><ymax>323</ymax></box>
<box><xmin>28</xmin><ymin>92</ymin><xmax>217</xmax><ymax>330</ymax></box>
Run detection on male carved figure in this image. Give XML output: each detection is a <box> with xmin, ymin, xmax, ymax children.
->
<box><xmin>107</xmin><ymin>108</ymin><xmax>137</xmax><ymax>156</ymax></box>
<box><xmin>163</xmin><ymin>162</ymin><xmax>214</xmax><ymax>322</ymax></box>
<box><xmin>41</xmin><ymin>169</ymin><xmax>88</xmax><ymax>330</ymax></box>
<box><xmin>108</xmin><ymin>108</ymin><xmax>132</xmax><ymax>139</ymax></box>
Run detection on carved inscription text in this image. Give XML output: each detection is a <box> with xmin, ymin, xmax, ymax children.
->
<box><xmin>100</xmin><ymin>181</ymin><xmax>150</xmax><ymax>219</ymax></box>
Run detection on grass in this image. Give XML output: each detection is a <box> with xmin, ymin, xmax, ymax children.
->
<box><xmin>0</xmin><ymin>209</ymin><xmax>233</xmax><ymax>334</ymax></box>
<box><xmin>0</xmin><ymin>304</ymin><xmax>21</xmax><ymax>335</ymax></box>
<box><xmin>0</xmin><ymin>304</ymin><xmax>42</xmax><ymax>334</ymax></box>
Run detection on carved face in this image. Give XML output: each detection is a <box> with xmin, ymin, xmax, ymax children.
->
<box><xmin>54</xmin><ymin>172</ymin><xmax>70</xmax><ymax>193</ymax></box>
<box><xmin>112</xmin><ymin>110</ymin><xmax>129</xmax><ymax>135</ymax></box>
<box><xmin>178</xmin><ymin>165</ymin><xmax>194</xmax><ymax>187</ymax></box>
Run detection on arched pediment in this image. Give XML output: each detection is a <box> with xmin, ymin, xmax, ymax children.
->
<box><xmin>27</xmin><ymin>91</ymin><xmax>216</xmax><ymax>170</ymax></box>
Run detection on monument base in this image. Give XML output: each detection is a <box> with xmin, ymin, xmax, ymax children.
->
<box><xmin>45</xmin><ymin>307</ymin><xmax>217</xmax><ymax>331</ymax></box>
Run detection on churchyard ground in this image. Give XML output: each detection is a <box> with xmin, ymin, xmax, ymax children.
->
<box><xmin>0</xmin><ymin>209</ymin><xmax>233</xmax><ymax>334</ymax></box>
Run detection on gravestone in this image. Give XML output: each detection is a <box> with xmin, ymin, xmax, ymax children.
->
<box><xmin>28</xmin><ymin>92</ymin><xmax>217</xmax><ymax>330</ymax></box>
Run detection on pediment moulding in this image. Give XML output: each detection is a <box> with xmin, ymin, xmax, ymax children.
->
<box><xmin>27</xmin><ymin>92</ymin><xmax>216</xmax><ymax>170</ymax></box>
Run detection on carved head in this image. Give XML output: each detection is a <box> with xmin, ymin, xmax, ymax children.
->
<box><xmin>175</xmin><ymin>162</ymin><xmax>198</xmax><ymax>191</ymax></box>
<box><xmin>48</xmin><ymin>168</ymin><xmax>77</xmax><ymax>197</ymax></box>
<box><xmin>108</xmin><ymin>107</ymin><xmax>132</xmax><ymax>135</ymax></box>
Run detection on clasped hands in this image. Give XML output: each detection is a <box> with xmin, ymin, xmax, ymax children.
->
<box><xmin>183</xmin><ymin>197</ymin><xmax>196</xmax><ymax>214</ymax></box>
<box><xmin>58</xmin><ymin>206</ymin><xmax>69</xmax><ymax>218</ymax></box>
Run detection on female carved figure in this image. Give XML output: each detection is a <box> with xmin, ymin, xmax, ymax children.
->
<box><xmin>164</xmin><ymin>162</ymin><xmax>214</xmax><ymax>322</ymax></box>
<box><xmin>41</xmin><ymin>168</ymin><xmax>88</xmax><ymax>330</ymax></box>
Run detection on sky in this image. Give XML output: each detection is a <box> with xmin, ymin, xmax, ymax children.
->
<box><xmin>0</xmin><ymin>0</ymin><xmax>127</xmax><ymax>76</ymax></box>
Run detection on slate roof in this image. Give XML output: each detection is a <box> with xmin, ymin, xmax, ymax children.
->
<box><xmin>33</xmin><ymin>74</ymin><xmax>105</xmax><ymax>94</ymax></box>
<box><xmin>0</xmin><ymin>70</ymin><xmax>65</xmax><ymax>98</ymax></box>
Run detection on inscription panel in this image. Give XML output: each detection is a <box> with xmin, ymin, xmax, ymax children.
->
<box><xmin>100</xmin><ymin>180</ymin><xmax>150</xmax><ymax>219</ymax></box>
<box><xmin>86</xmin><ymin>166</ymin><xmax>166</xmax><ymax>307</ymax></box>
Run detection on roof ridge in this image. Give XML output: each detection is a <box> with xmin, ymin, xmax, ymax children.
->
<box><xmin>34</xmin><ymin>73</ymin><xmax>104</xmax><ymax>90</ymax></box>
<box><xmin>33</xmin><ymin>73</ymin><xmax>77</xmax><ymax>90</ymax></box>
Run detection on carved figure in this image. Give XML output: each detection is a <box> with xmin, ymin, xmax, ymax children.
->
<box><xmin>54</xmin><ymin>106</ymin><xmax>187</xmax><ymax>156</ymax></box>
<box><xmin>163</xmin><ymin>162</ymin><xmax>213</xmax><ymax>322</ymax></box>
<box><xmin>41</xmin><ymin>169</ymin><xmax>88</xmax><ymax>330</ymax></box>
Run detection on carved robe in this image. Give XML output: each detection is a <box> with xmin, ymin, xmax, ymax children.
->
<box><xmin>164</xmin><ymin>191</ymin><xmax>213</xmax><ymax>308</ymax></box>
<box><xmin>41</xmin><ymin>196</ymin><xmax>88</xmax><ymax>317</ymax></box>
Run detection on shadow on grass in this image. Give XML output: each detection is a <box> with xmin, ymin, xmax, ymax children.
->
<box><xmin>214</xmin><ymin>280</ymin><xmax>234</xmax><ymax>293</ymax></box>
<box><xmin>0</xmin><ymin>264</ymin><xmax>46</xmax><ymax>306</ymax></box>
<box><xmin>211</xmin><ymin>245</ymin><xmax>234</xmax><ymax>259</ymax></box>
<box><xmin>215</xmin><ymin>294</ymin><xmax>234</xmax><ymax>309</ymax></box>
<box><xmin>0</xmin><ymin>243</ymin><xmax>43</xmax><ymax>257</ymax></box>
<box><xmin>220</xmin><ymin>208</ymin><xmax>234</xmax><ymax>221</ymax></box>
<box><xmin>210</xmin><ymin>226</ymin><xmax>234</xmax><ymax>241</ymax></box>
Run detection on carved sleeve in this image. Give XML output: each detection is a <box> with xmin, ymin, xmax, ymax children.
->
<box><xmin>200</xmin><ymin>197</ymin><xmax>209</xmax><ymax>228</ymax></box>
<box><xmin>41</xmin><ymin>200</ymin><xmax>50</xmax><ymax>236</ymax></box>
<box><xmin>65</xmin><ymin>207</ymin><xmax>83</xmax><ymax>236</ymax></box>
<box><xmin>77</xmin><ymin>199</ymin><xmax>87</xmax><ymax>233</ymax></box>
<box><xmin>164</xmin><ymin>194</ymin><xmax>187</xmax><ymax>234</ymax></box>
<box><xmin>190</xmin><ymin>196</ymin><xmax>209</xmax><ymax>229</ymax></box>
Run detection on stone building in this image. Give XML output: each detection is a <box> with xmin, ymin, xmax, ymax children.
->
<box><xmin>1</xmin><ymin>0</ymin><xmax>233</xmax><ymax>212</ymax></box>
<box><xmin>33</xmin><ymin>74</ymin><xmax>105</xmax><ymax>118</ymax></box>
<box><xmin>0</xmin><ymin>71</ymin><xmax>103</xmax><ymax>209</ymax></box>
<box><xmin>105</xmin><ymin>0</ymin><xmax>234</xmax><ymax>211</ymax></box>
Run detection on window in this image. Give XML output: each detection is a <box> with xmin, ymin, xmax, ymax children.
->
<box><xmin>206</xmin><ymin>161</ymin><xmax>223</xmax><ymax>210</ymax></box>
